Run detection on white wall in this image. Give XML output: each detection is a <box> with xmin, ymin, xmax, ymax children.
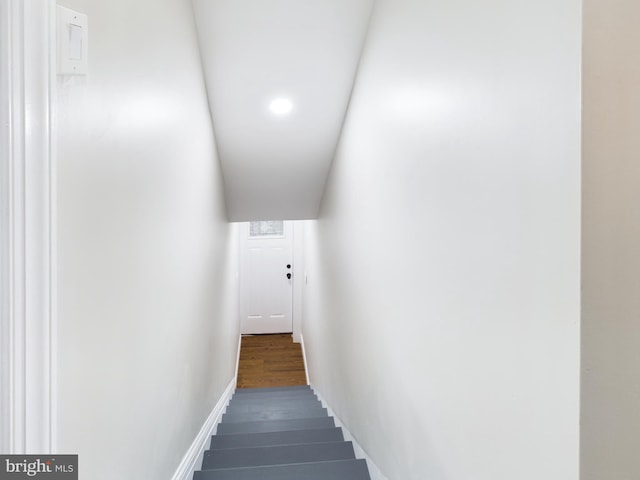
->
<box><xmin>582</xmin><ymin>2</ymin><xmax>640</xmax><ymax>479</ymax></box>
<box><xmin>55</xmin><ymin>1</ymin><xmax>239</xmax><ymax>479</ymax></box>
<box><xmin>302</xmin><ymin>0</ymin><xmax>581</xmax><ymax>479</ymax></box>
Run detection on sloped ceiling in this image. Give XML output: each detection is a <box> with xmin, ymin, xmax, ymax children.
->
<box><xmin>192</xmin><ymin>0</ymin><xmax>374</xmax><ymax>221</ymax></box>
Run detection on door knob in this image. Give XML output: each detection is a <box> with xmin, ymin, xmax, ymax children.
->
<box><xmin>287</xmin><ymin>273</ymin><xmax>292</xmax><ymax>279</ymax></box>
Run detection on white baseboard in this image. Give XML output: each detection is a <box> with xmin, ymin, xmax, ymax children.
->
<box><xmin>171</xmin><ymin>377</ymin><xmax>235</xmax><ymax>480</ymax></box>
<box><xmin>173</xmin><ymin>335</ymin><xmax>242</xmax><ymax>480</ymax></box>
<box><xmin>299</xmin><ymin>333</ymin><xmax>310</xmax><ymax>385</ymax></box>
<box><xmin>312</xmin><ymin>387</ymin><xmax>388</xmax><ymax>480</ymax></box>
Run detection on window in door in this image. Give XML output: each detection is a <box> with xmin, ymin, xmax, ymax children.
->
<box><xmin>249</xmin><ymin>220</ymin><xmax>285</xmax><ymax>238</ymax></box>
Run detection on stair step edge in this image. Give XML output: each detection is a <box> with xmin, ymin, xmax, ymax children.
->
<box><xmin>210</xmin><ymin>427</ymin><xmax>344</xmax><ymax>449</ymax></box>
<box><xmin>205</xmin><ymin>440</ymin><xmax>354</xmax><ymax>455</ymax></box>
<box><xmin>234</xmin><ymin>386</ymin><xmax>311</xmax><ymax>394</ymax></box>
<box><xmin>216</xmin><ymin>417</ymin><xmax>336</xmax><ymax>435</ymax></box>
<box><xmin>221</xmin><ymin>409</ymin><xmax>328</xmax><ymax>424</ymax></box>
<box><xmin>202</xmin><ymin>442</ymin><xmax>358</xmax><ymax>472</ymax></box>
<box><xmin>193</xmin><ymin>459</ymin><xmax>371</xmax><ymax>480</ymax></box>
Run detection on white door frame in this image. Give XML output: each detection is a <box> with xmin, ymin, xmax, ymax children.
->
<box><xmin>237</xmin><ymin>221</ymin><xmax>305</xmax><ymax>341</ymax></box>
<box><xmin>0</xmin><ymin>0</ymin><xmax>57</xmax><ymax>454</ymax></box>
<box><xmin>239</xmin><ymin>221</ymin><xmax>294</xmax><ymax>334</ymax></box>
<box><xmin>291</xmin><ymin>221</ymin><xmax>304</xmax><ymax>343</ymax></box>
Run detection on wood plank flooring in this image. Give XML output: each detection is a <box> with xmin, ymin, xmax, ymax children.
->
<box><xmin>236</xmin><ymin>334</ymin><xmax>307</xmax><ymax>389</ymax></box>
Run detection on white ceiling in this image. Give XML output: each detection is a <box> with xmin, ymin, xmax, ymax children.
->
<box><xmin>192</xmin><ymin>0</ymin><xmax>374</xmax><ymax>221</ymax></box>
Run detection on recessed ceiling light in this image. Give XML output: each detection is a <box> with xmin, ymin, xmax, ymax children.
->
<box><xmin>269</xmin><ymin>98</ymin><xmax>293</xmax><ymax>115</ymax></box>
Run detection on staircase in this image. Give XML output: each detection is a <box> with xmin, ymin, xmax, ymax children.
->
<box><xmin>193</xmin><ymin>385</ymin><xmax>372</xmax><ymax>479</ymax></box>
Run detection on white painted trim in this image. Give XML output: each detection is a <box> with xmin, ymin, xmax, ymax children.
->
<box><xmin>170</xmin><ymin>378</ymin><xmax>235</xmax><ymax>480</ymax></box>
<box><xmin>312</xmin><ymin>387</ymin><xmax>388</xmax><ymax>480</ymax></box>
<box><xmin>299</xmin><ymin>333</ymin><xmax>310</xmax><ymax>386</ymax></box>
<box><xmin>292</xmin><ymin>221</ymin><xmax>305</xmax><ymax>343</ymax></box>
<box><xmin>0</xmin><ymin>0</ymin><xmax>57</xmax><ymax>454</ymax></box>
<box><xmin>0</xmin><ymin>0</ymin><xmax>13</xmax><ymax>455</ymax></box>
<box><xmin>47</xmin><ymin>0</ymin><xmax>59</xmax><ymax>455</ymax></box>
<box><xmin>172</xmin><ymin>334</ymin><xmax>241</xmax><ymax>479</ymax></box>
<box><xmin>233</xmin><ymin>334</ymin><xmax>242</xmax><ymax>383</ymax></box>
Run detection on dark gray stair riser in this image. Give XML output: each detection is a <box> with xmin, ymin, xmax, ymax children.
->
<box><xmin>225</xmin><ymin>399</ymin><xmax>322</xmax><ymax>413</ymax></box>
<box><xmin>233</xmin><ymin>387</ymin><xmax>313</xmax><ymax>395</ymax></box>
<box><xmin>202</xmin><ymin>441</ymin><xmax>355</xmax><ymax>469</ymax></box>
<box><xmin>210</xmin><ymin>427</ymin><xmax>344</xmax><ymax>450</ymax></box>
<box><xmin>230</xmin><ymin>392</ymin><xmax>318</xmax><ymax>403</ymax></box>
<box><xmin>234</xmin><ymin>386</ymin><xmax>310</xmax><ymax>395</ymax></box>
<box><xmin>216</xmin><ymin>416</ymin><xmax>335</xmax><ymax>435</ymax></box>
<box><xmin>193</xmin><ymin>459</ymin><xmax>371</xmax><ymax>480</ymax></box>
<box><xmin>221</xmin><ymin>407</ymin><xmax>328</xmax><ymax>424</ymax></box>
<box><xmin>223</xmin><ymin>408</ymin><xmax>326</xmax><ymax>421</ymax></box>
<box><xmin>229</xmin><ymin>392</ymin><xmax>318</xmax><ymax>404</ymax></box>
<box><xmin>226</xmin><ymin>399</ymin><xmax>320</xmax><ymax>410</ymax></box>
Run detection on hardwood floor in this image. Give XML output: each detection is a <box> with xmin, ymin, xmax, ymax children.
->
<box><xmin>236</xmin><ymin>334</ymin><xmax>307</xmax><ymax>389</ymax></box>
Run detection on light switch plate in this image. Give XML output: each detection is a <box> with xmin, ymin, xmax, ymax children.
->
<box><xmin>57</xmin><ymin>6</ymin><xmax>88</xmax><ymax>75</ymax></box>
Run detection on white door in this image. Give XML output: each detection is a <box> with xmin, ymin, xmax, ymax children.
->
<box><xmin>239</xmin><ymin>221</ymin><xmax>293</xmax><ymax>334</ymax></box>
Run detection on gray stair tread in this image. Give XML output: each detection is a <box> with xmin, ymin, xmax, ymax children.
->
<box><xmin>233</xmin><ymin>387</ymin><xmax>314</xmax><ymax>396</ymax></box>
<box><xmin>229</xmin><ymin>396</ymin><xmax>318</xmax><ymax>406</ymax></box>
<box><xmin>216</xmin><ymin>416</ymin><xmax>335</xmax><ymax>435</ymax></box>
<box><xmin>193</xmin><ymin>459</ymin><xmax>371</xmax><ymax>480</ymax></box>
<box><xmin>234</xmin><ymin>386</ymin><xmax>310</xmax><ymax>394</ymax></box>
<box><xmin>210</xmin><ymin>427</ymin><xmax>344</xmax><ymax>450</ymax></box>
<box><xmin>226</xmin><ymin>397</ymin><xmax>322</xmax><ymax>413</ymax></box>
<box><xmin>229</xmin><ymin>395</ymin><xmax>318</xmax><ymax>406</ymax></box>
<box><xmin>230</xmin><ymin>391</ymin><xmax>317</xmax><ymax>403</ymax></box>
<box><xmin>202</xmin><ymin>441</ymin><xmax>355</xmax><ymax>469</ymax></box>
<box><xmin>221</xmin><ymin>407</ymin><xmax>328</xmax><ymax>424</ymax></box>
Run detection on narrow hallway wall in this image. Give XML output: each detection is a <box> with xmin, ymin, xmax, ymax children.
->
<box><xmin>56</xmin><ymin>1</ymin><xmax>239</xmax><ymax>479</ymax></box>
<box><xmin>582</xmin><ymin>2</ymin><xmax>640</xmax><ymax>478</ymax></box>
<box><xmin>302</xmin><ymin>0</ymin><xmax>581</xmax><ymax>479</ymax></box>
